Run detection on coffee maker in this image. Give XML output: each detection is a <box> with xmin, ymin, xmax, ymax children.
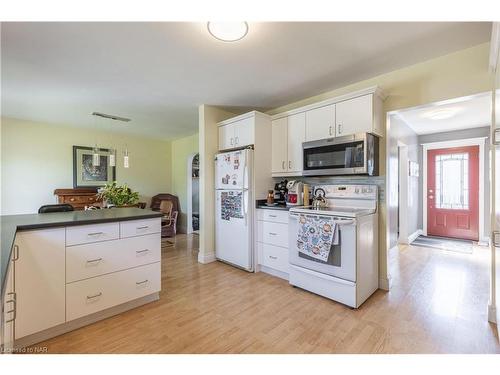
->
<box><xmin>286</xmin><ymin>180</ymin><xmax>304</xmax><ymax>206</ymax></box>
<box><xmin>274</xmin><ymin>180</ymin><xmax>288</xmax><ymax>205</ymax></box>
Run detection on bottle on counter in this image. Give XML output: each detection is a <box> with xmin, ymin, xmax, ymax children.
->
<box><xmin>267</xmin><ymin>190</ymin><xmax>275</xmax><ymax>205</ymax></box>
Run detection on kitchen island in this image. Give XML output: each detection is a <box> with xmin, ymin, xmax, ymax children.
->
<box><xmin>1</xmin><ymin>208</ymin><xmax>163</xmax><ymax>352</ymax></box>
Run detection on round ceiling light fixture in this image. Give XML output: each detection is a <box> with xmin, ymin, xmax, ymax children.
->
<box><xmin>207</xmin><ymin>22</ymin><xmax>248</xmax><ymax>42</ymax></box>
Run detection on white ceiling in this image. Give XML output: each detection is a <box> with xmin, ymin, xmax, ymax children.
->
<box><xmin>397</xmin><ymin>93</ymin><xmax>492</xmax><ymax>135</ymax></box>
<box><xmin>1</xmin><ymin>22</ymin><xmax>492</xmax><ymax>140</ymax></box>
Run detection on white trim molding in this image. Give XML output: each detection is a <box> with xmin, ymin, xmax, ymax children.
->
<box><xmin>489</xmin><ymin>22</ymin><xmax>500</xmax><ymax>73</ymax></box>
<box><xmin>379</xmin><ymin>275</ymin><xmax>392</xmax><ymax>291</ymax></box>
<box><xmin>198</xmin><ymin>251</ymin><xmax>216</xmax><ymax>264</ymax></box>
<box><xmin>407</xmin><ymin>229</ymin><xmax>423</xmax><ymax>244</ymax></box>
<box><xmin>488</xmin><ymin>303</ymin><xmax>497</xmax><ymax>324</ymax></box>
<box><xmin>422</xmin><ymin>137</ymin><xmax>487</xmax><ymax>242</ymax></box>
<box><xmin>186</xmin><ymin>152</ymin><xmax>199</xmax><ymax>235</ymax></box>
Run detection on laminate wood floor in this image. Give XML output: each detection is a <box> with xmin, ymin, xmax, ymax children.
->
<box><xmin>34</xmin><ymin>234</ymin><xmax>500</xmax><ymax>353</ymax></box>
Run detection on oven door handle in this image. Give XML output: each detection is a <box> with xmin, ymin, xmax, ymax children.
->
<box><xmin>289</xmin><ymin>213</ymin><xmax>355</xmax><ymax>226</ymax></box>
<box><xmin>333</xmin><ymin>219</ymin><xmax>355</xmax><ymax>226</ymax></box>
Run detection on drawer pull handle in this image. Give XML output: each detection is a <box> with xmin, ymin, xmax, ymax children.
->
<box><xmin>86</xmin><ymin>292</ymin><xmax>102</xmax><ymax>299</ymax></box>
<box><xmin>87</xmin><ymin>232</ymin><xmax>104</xmax><ymax>236</ymax></box>
<box><xmin>5</xmin><ymin>292</ymin><xmax>17</xmax><ymax>322</ymax></box>
<box><xmin>86</xmin><ymin>257</ymin><xmax>103</xmax><ymax>263</ymax></box>
<box><xmin>268</xmin><ymin>215</ymin><xmax>277</xmax><ymax>218</ymax></box>
<box><xmin>137</xmin><ymin>226</ymin><xmax>149</xmax><ymax>230</ymax></box>
<box><xmin>136</xmin><ymin>249</ymin><xmax>149</xmax><ymax>254</ymax></box>
<box><xmin>269</xmin><ymin>232</ymin><xmax>278</xmax><ymax>236</ymax></box>
<box><xmin>269</xmin><ymin>255</ymin><xmax>278</xmax><ymax>260</ymax></box>
<box><xmin>136</xmin><ymin>279</ymin><xmax>149</xmax><ymax>285</ymax></box>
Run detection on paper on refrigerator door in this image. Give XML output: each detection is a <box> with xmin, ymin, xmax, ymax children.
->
<box><xmin>216</xmin><ymin>150</ymin><xmax>246</xmax><ymax>189</ymax></box>
<box><xmin>220</xmin><ymin>191</ymin><xmax>244</xmax><ymax>221</ymax></box>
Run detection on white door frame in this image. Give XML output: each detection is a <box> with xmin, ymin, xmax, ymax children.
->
<box><xmin>422</xmin><ymin>137</ymin><xmax>487</xmax><ymax>243</ymax></box>
<box><xmin>398</xmin><ymin>142</ymin><xmax>409</xmax><ymax>244</ymax></box>
<box><xmin>186</xmin><ymin>152</ymin><xmax>199</xmax><ymax>234</ymax></box>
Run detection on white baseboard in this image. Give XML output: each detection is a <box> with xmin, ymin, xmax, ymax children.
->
<box><xmin>488</xmin><ymin>303</ymin><xmax>497</xmax><ymax>323</ymax></box>
<box><xmin>379</xmin><ymin>275</ymin><xmax>392</xmax><ymax>291</ymax></box>
<box><xmin>198</xmin><ymin>251</ymin><xmax>216</xmax><ymax>264</ymax></box>
<box><xmin>407</xmin><ymin>229</ymin><xmax>423</xmax><ymax>244</ymax></box>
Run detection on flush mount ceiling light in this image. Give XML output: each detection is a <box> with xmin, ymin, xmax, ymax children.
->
<box><xmin>207</xmin><ymin>22</ymin><xmax>248</xmax><ymax>42</ymax></box>
<box><xmin>422</xmin><ymin>107</ymin><xmax>463</xmax><ymax>120</ymax></box>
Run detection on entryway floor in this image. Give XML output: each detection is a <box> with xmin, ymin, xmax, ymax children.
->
<box><xmin>31</xmin><ymin>235</ymin><xmax>499</xmax><ymax>353</ymax></box>
<box><xmin>411</xmin><ymin>235</ymin><xmax>473</xmax><ymax>254</ymax></box>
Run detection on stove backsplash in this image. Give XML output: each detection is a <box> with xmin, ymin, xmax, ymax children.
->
<box><xmin>273</xmin><ymin>175</ymin><xmax>386</xmax><ymax>203</ymax></box>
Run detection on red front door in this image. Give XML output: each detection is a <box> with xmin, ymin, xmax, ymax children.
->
<box><xmin>427</xmin><ymin>145</ymin><xmax>479</xmax><ymax>241</ymax></box>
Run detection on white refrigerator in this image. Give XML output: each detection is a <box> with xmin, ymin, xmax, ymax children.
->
<box><xmin>215</xmin><ymin>148</ymin><xmax>254</xmax><ymax>271</ymax></box>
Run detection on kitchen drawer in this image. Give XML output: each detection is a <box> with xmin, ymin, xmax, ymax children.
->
<box><xmin>66</xmin><ymin>222</ymin><xmax>120</xmax><ymax>246</ymax></box>
<box><xmin>66</xmin><ymin>233</ymin><xmax>161</xmax><ymax>283</ymax></box>
<box><xmin>120</xmin><ymin>218</ymin><xmax>161</xmax><ymax>238</ymax></box>
<box><xmin>66</xmin><ymin>262</ymin><xmax>161</xmax><ymax>321</ymax></box>
<box><xmin>259</xmin><ymin>242</ymin><xmax>289</xmax><ymax>274</ymax></box>
<box><xmin>256</xmin><ymin>209</ymin><xmax>289</xmax><ymax>224</ymax></box>
<box><xmin>257</xmin><ymin>221</ymin><xmax>289</xmax><ymax>248</ymax></box>
<box><xmin>63</xmin><ymin>195</ymin><xmax>99</xmax><ymax>204</ymax></box>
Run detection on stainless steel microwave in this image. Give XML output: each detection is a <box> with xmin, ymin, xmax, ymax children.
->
<box><xmin>302</xmin><ymin>133</ymin><xmax>379</xmax><ymax>176</ymax></box>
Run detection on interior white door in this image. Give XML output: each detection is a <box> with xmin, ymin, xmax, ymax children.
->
<box><xmin>233</xmin><ymin>117</ymin><xmax>254</xmax><ymax>147</ymax></box>
<box><xmin>271</xmin><ymin>117</ymin><xmax>288</xmax><ymax>173</ymax></box>
<box><xmin>215</xmin><ymin>149</ymin><xmax>247</xmax><ymax>189</ymax></box>
<box><xmin>215</xmin><ymin>189</ymin><xmax>252</xmax><ymax>270</ymax></box>
<box><xmin>305</xmin><ymin>104</ymin><xmax>335</xmax><ymax>141</ymax></box>
<box><xmin>336</xmin><ymin>94</ymin><xmax>373</xmax><ymax>136</ymax></box>
<box><xmin>14</xmin><ymin>228</ymin><xmax>66</xmax><ymax>339</ymax></box>
<box><xmin>287</xmin><ymin>112</ymin><xmax>306</xmax><ymax>173</ymax></box>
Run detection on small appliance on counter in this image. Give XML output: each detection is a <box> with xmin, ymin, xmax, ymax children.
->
<box><xmin>286</xmin><ymin>180</ymin><xmax>303</xmax><ymax>206</ymax></box>
<box><xmin>273</xmin><ymin>179</ymin><xmax>288</xmax><ymax>205</ymax></box>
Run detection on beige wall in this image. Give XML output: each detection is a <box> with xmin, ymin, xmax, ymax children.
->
<box><xmin>1</xmin><ymin>117</ymin><xmax>172</xmax><ymax>214</ymax></box>
<box><xmin>198</xmin><ymin>105</ymin><xmax>235</xmax><ymax>263</ymax></box>
<box><xmin>267</xmin><ymin>42</ymin><xmax>493</xmax><ymax>289</ymax></box>
<box><xmin>170</xmin><ymin>133</ymin><xmax>199</xmax><ymax>232</ymax></box>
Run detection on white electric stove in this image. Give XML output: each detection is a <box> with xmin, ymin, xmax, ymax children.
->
<box><xmin>288</xmin><ymin>184</ymin><xmax>379</xmax><ymax>308</ymax></box>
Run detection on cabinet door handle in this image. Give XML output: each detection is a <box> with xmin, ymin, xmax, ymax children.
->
<box><xmin>137</xmin><ymin>226</ymin><xmax>149</xmax><ymax>230</ymax></box>
<box><xmin>86</xmin><ymin>257</ymin><xmax>103</xmax><ymax>263</ymax></box>
<box><xmin>282</xmin><ymin>161</ymin><xmax>285</xmax><ymax>170</ymax></box>
<box><xmin>269</xmin><ymin>255</ymin><xmax>278</xmax><ymax>260</ymax></box>
<box><xmin>235</xmin><ymin>136</ymin><xmax>239</xmax><ymax>145</ymax></box>
<box><xmin>12</xmin><ymin>244</ymin><xmax>19</xmax><ymax>261</ymax></box>
<box><xmin>268</xmin><ymin>214</ymin><xmax>277</xmax><ymax>218</ymax></box>
<box><xmin>338</xmin><ymin>124</ymin><xmax>342</xmax><ymax>134</ymax></box>
<box><xmin>136</xmin><ymin>279</ymin><xmax>149</xmax><ymax>285</ymax></box>
<box><xmin>269</xmin><ymin>232</ymin><xmax>278</xmax><ymax>236</ymax></box>
<box><xmin>230</xmin><ymin>137</ymin><xmax>234</xmax><ymax>146</ymax></box>
<box><xmin>329</xmin><ymin>126</ymin><xmax>333</xmax><ymax>136</ymax></box>
<box><xmin>87</xmin><ymin>232</ymin><xmax>104</xmax><ymax>236</ymax></box>
<box><xmin>86</xmin><ymin>292</ymin><xmax>102</xmax><ymax>299</ymax></box>
<box><xmin>136</xmin><ymin>249</ymin><xmax>149</xmax><ymax>254</ymax></box>
<box><xmin>288</xmin><ymin>161</ymin><xmax>292</xmax><ymax>169</ymax></box>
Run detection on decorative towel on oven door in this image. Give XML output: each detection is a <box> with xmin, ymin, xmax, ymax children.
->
<box><xmin>296</xmin><ymin>214</ymin><xmax>337</xmax><ymax>262</ymax></box>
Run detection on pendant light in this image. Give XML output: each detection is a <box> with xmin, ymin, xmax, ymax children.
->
<box><xmin>123</xmin><ymin>147</ymin><xmax>130</xmax><ymax>168</ymax></box>
<box><xmin>92</xmin><ymin>144</ymin><xmax>100</xmax><ymax>167</ymax></box>
<box><xmin>109</xmin><ymin>148</ymin><xmax>116</xmax><ymax>167</ymax></box>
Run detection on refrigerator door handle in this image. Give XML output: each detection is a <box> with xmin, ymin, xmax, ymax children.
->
<box><xmin>243</xmin><ymin>161</ymin><xmax>248</xmax><ymax>226</ymax></box>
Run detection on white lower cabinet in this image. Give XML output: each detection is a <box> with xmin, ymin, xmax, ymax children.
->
<box><xmin>8</xmin><ymin>217</ymin><xmax>161</xmax><ymax>346</ymax></box>
<box><xmin>256</xmin><ymin>209</ymin><xmax>289</xmax><ymax>279</ymax></box>
<box><xmin>2</xmin><ymin>259</ymin><xmax>15</xmax><ymax>353</ymax></box>
<box><xmin>66</xmin><ymin>262</ymin><xmax>161</xmax><ymax>321</ymax></box>
<box><xmin>66</xmin><ymin>233</ymin><xmax>161</xmax><ymax>283</ymax></box>
<box><xmin>14</xmin><ymin>228</ymin><xmax>66</xmax><ymax>339</ymax></box>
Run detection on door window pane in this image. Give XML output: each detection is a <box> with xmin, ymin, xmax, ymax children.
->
<box><xmin>435</xmin><ymin>153</ymin><xmax>469</xmax><ymax>210</ymax></box>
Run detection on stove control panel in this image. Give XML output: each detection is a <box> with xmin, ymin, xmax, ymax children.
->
<box><xmin>314</xmin><ymin>185</ymin><xmax>377</xmax><ymax>200</ymax></box>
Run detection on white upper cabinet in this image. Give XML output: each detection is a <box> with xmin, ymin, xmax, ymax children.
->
<box><xmin>287</xmin><ymin>113</ymin><xmax>306</xmax><ymax>173</ymax></box>
<box><xmin>336</xmin><ymin>94</ymin><xmax>374</xmax><ymax>137</ymax></box>
<box><xmin>218</xmin><ymin>115</ymin><xmax>256</xmax><ymax>150</ymax></box>
<box><xmin>305</xmin><ymin>104</ymin><xmax>335</xmax><ymax>142</ymax></box>
<box><xmin>14</xmin><ymin>228</ymin><xmax>66</xmax><ymax>339</ymax></box>
<box><xmin>271</xmin><ymin>117</ymin><xmax>288</xmax><ymax>173</ymax></box>
<box><xmin>218</xmin><ymin>122</ymin><xmax>236</xmax><ymax>150</ymax></box>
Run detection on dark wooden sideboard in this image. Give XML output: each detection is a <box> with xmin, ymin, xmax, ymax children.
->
<box><xmin>54</xmin><ymin>188</ymin><xmax>103</xmax><ymax>210</ymax></box>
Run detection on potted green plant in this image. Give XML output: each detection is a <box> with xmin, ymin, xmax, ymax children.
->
<box><xmin>97</xmin><ymin>182</ymin><xmax>140</xmax><ymax>208</ymax></box>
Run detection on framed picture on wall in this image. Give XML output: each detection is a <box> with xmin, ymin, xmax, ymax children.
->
<box><xmin>73</xmin><ymin>145</ymin><xmax>116</xmax><ymax>188</ymax></box>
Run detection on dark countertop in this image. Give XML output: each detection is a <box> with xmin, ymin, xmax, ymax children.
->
<box><xmin>255</xmin><ymin>199</ymin><xmax>291</xmax><ymax>211</ymax></box>
<box><xmin>1</xmin><ymin>208</ymin><xmax>163</xmax><ymax>297</ymax></box>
